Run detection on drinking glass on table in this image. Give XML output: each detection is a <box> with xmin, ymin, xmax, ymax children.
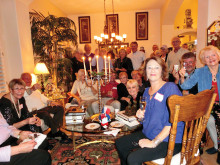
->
<box><xmin>138</xmin><ymin>96</ymin><xmax>146</xmax><ymax>122</ymax></box>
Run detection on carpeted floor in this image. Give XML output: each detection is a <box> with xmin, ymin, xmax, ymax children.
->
<box><xmin>50</xmin><ymin>136</ymin><xmax>120</xmax><ymax>165</ymax></box>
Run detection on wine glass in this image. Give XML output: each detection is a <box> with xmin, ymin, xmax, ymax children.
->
<box><xmin>139</xmin><ymin>96</ymin><xmax>146</xmax><ymax>111</ymax></box>
<box><xmin>31</xmin><ymin>107</ymin><xmax>39</xmax><ymax>132</ymax></box>
<box><xmin>31</xmin><ymin>107</ymin><xmax>37</xmax><ymax>117</ymax></box>
<box><xmin>138</xmin><ymin>96</ymin><xmax>146</xmax><ymax>122</ymax></box>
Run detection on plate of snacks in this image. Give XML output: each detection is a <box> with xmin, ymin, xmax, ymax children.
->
<box><xmin>110</xmin><ymin>121</ymin><xmax>124</xmax><ymax>128</ymax></box>
<box><xmin>85</xmin><ymin>123</ymin><xmax>100</xmax><ymax>130</ymax></box>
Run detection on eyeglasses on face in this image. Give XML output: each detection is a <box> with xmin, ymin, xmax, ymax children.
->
<box><xmin>12</xmin><ymin>88</ymin><xmax>25</xmax><ymax>91</ymax></box>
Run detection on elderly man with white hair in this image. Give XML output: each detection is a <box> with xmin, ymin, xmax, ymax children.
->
<box><xmin>68</xmin><ymin>69</ymin><xmax>98</xmax><ymax>117</ymax></box>
<box><xmin>167</xmin><ymin>37</ymin><xmax>189</xmax><ymax>81</ymax></box>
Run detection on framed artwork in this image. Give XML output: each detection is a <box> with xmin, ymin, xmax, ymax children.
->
<box><xmin>78</xmin><ymin>16</ymin><xmax>91</xmax><ymax>43</ymax></box>
<box><xmin>106</xmin><ymin>14</ymin><xmax>119</xmax><ymax>35</ymax></box>
<box><xmin>207</xmin><ymin>20</ymin><xmax>220</xmax><ymax>49</ymax></box>
<box><xmin>136</xmin><ymin>12</ymin><xmax>148</xmax><ymax>40</ymax></box>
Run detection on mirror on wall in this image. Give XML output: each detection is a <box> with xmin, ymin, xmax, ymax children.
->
<box><xmin>207</xmin><ymin>20</ymin><xmax>220</xmax><ymax>49</ymax></box>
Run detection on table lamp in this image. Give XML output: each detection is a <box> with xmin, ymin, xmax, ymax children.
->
<box><xmin>34</xmin><ymin>62</ymin><xmax>49</xmax><ymax>92</ymax></box>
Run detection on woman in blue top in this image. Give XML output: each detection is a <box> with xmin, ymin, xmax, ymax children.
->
<box><xmin>115</xmin><ymin>56</ymin><xmax>184</xmax><ymax>165</ymax></box>
<box><xmin>179</xmin><ymin>45</ymin><xmax>220</xmax><ymax>157</ymax></box>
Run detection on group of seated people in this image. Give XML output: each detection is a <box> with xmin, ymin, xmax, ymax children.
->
<box><xmin>1</xmin><ymin>42</ymin><xmax>220</xmax><ymax>164</ymax></box>
<box><xmin>0</xmin><ymin>73</ymin><xmax>72</xmax><ymax>164</ymax></box>
<box><xmin>68</xmin><ymin>68</ymin><xmax>150</xmax><ymax>117</ymax></box>
<box><xmin>68</xmin><ymin>44</ymin><xmax>220</xmax><ymax>165</ymax></box>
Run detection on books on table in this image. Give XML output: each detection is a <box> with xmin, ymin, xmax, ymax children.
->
<box><xmin>65</xmin><ymin>107</ymin><xmax>85</xmax><ymax>125</ymax></box>
<box><xmin>116</xmin><ymin>110</ymin><xmax>137</xmax><ymax>122</ymax></box>
<box><xmin>115</xmin><ymin>111</ymin><xmax>140</xmax><ymax>127</ymax></box>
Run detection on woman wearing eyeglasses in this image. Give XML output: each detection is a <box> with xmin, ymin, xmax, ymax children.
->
<box><xmin>0</xmin><ymin>79</ymin><xmax>41</xmax><ymax>146</ymax></box>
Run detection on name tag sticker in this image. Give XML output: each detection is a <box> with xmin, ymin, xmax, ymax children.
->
<box><xmin>112</xmin><ymin>87</ymin><xmax>117</xmax><ymax>89</ymax></box>
<box><xmin>154</xmin><ymin>92</ymin><xmax>164</xmax><ymax>102</ymax></box>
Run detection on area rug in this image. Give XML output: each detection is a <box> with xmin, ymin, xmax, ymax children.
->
<box><xmin>50</xmin><ymin>136</ymin><xmax>120</xmax><ymax>165</ymax></box>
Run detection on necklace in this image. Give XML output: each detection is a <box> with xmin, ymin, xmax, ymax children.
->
<box><xmin>212</xmin><ymin>74</ymin><xmax>217</xmax><ymax>82</ymax></box>
<box><xmin>10</xmin><ymin>93</ymin><xmax>21</xmax><ymax>118</ymax></box>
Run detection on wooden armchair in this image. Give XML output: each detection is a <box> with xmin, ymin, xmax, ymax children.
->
<box><xmin>145</xmin><ymin>89</ymin><xmax>216</xmax><ymax>165</ymax></box>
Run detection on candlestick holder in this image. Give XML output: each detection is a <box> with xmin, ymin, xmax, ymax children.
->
<box><xmin>90</xmin><ymin>71</ymin><xmax>110</xmax><ymax>113</ymax></box>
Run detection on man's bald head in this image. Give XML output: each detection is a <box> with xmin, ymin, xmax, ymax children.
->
<box><xmin>21</xmin><ymin>72</ymin><xmax>32</xmax><ymax>87</ymax></box>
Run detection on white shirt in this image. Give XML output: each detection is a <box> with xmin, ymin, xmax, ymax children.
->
<box><xmin>167</xmin><ymin>48</ymin><xmax>189</xmax><ymax>73</ymax></box>
<box><xmin>24</xmin><ymin>89</ymin><xmax>49</xmax><ymax>111</ymax></box>
<box><xmin>127</xmin><ymin>51</ymin><xmax>146</xmax><ymax>70</ymax></box>
<box><xmin>0</xmin><ymin>112</ymin><xmax>19</xmax><ymax>162</ymax></box>
<box><xmin>70</xmin><ymin>80</ymin><xmax>97</xmax><ymax>101</ymax></box>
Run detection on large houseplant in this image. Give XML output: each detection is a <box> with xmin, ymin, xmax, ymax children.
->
<box><xmin>30</xmin><ymin>10</ymin><xmax>78</xmax><ymax>89</ymax></box>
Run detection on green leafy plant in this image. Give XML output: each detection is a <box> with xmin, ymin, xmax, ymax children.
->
<box><xmin>29</xmin><ymin>10</ymin><xmax>78</xmax><ymax>89</ymax></box>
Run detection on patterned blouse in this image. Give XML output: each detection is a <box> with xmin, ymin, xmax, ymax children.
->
<box><xmin>0</xmin><ymin>96</ymin><xmax>36</xmax><ymax>132</ymax></box>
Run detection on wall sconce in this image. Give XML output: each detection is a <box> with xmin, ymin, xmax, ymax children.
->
<box><xmin>34</xmin><ymin>63</ymin><xmax>49</xmax><ymax>92</ymax></box>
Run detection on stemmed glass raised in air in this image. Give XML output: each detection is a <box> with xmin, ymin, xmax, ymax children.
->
<box><xmin>138</xmin><ymin>96</ymin><xmax>146</xmax><ymax>122</ymax></box>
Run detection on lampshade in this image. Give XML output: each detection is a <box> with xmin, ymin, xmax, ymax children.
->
<box><xmin>34</xmin><ymin>63</ymin><xmax>49</xmax><ymax>75</ymax></box>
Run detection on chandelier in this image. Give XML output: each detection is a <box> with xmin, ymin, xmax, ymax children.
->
<box><xmin>94</xmin><ymin>0</ymin><xmax>128</xmax><ymax>50</ymax></box>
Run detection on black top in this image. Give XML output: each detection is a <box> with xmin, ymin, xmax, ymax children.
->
<box><xmin>71</xmin><ymin>57</ymin><xmax>84</xmax><ymax>82</ymax></box>
<box><xmin>139</xmin><ymin>80</ymin><xmax>151</xmax><ymax>96</ymax></box>
<box><xmin>117</xmin><ymin>83</ymin><xmax>130</xmax><ymax>110</ymax></box>
<box><xmin>117</xmin><ymin>83</ymin><xmax>129</xmax><ymax>100</ymax></box>
<box><xmin>0</xmin><ymin>96</ymin><xmax>36</xmax><ymax>132</ymax></box>
<box><xmin>127</xmin><ymin>92</ymin><xmax>142</xmax><ymax>112</ymax></box>
<box><xmin>114</xmin><ymin>57</ymin><xmax>133</xmax><ymax>79</ymax></box>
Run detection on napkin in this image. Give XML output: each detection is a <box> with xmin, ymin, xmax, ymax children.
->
<box><xmin>103</xmin><ymin>128</ymin><xmax>121</xmax><ymax>137</ymax></box>
<box><xmin>22</xmin><ymin>133</ymin><xmax>47</xmax><ymax>149</ymax></box>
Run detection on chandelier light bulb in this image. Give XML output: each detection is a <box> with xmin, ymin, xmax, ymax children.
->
<box><xmin>111</xmin><ymin>33</ymin><xmax>115</xmax><ymax>37</ymax></box>
<box><xmin>93</xmin><ymin>1</ymin><xmax>127</xmax><ymax>49</ymax></box>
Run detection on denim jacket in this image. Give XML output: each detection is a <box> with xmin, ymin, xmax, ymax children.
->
<box><xmin>180</xmin><ymin>64</ymin><xmax>220</xmax><ymax>101</ymax></box>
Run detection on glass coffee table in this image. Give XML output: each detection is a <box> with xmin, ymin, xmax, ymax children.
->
<box><xmin>64</xmin><ymin>118</ymin><xmax>141</xmax><ymax>151</ymax></box>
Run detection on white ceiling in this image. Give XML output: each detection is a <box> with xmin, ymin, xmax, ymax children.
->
<box><xmin>49</xmin><ymin>0</ymin><xmax>166</xmax><ymax>15</ymax></box>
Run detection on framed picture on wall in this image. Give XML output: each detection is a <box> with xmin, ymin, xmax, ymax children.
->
<box><xmin>136</xmin><ymin>12</ymin><xmax>148</xmax><ymax>40</ymax></box>
<box><xmin>106</xmin><ymin>14</ymin><xmax>119</xmax><ymax>35</ymax></box>
<box><xmin>78</xmin><ymin>16</ymin><xmax>91</xmax><ymax>43</ymax></box>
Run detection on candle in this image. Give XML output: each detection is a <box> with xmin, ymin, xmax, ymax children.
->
<box><xmin>104</xmin><ymin>56</ymin><xmax>107</xmax><ymax>76</ymax></box>
<box><xmin>89</xmin><ymin>57</ymin><xmax>92</xmax><ymax>78</ymax></box>
<box><xmin>82</xmin><ymin>57</ymin><xmax>87</xmax><ymax>76</ymax></box>
<box><xmin>96</xmin><ymin>55</ymin><xmax>99</xmax><ymax>73</ymax></box>
<box><xmin>108</xmin><ymin>56</ymin><xmax>111</xmax><ymax>77</ymax></box>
